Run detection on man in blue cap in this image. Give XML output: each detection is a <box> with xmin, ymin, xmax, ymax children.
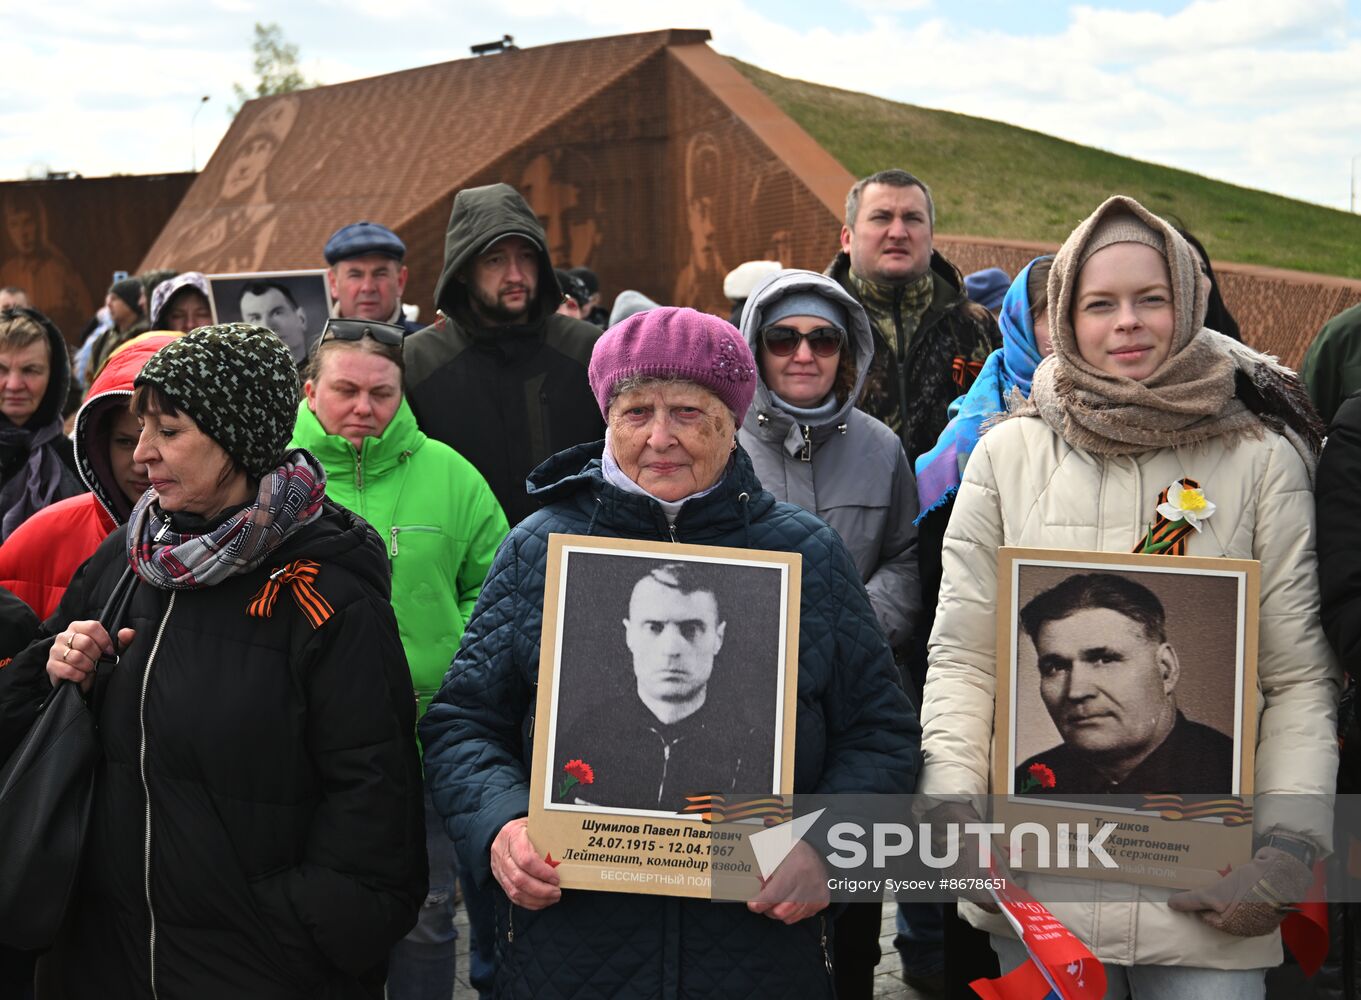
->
<box><xmin>324</xmin><ymin>221</ymin><xmax>422</xmax><ymax>334</ymax></box>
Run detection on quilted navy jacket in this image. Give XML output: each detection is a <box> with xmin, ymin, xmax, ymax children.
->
<box><xmin>419</xmin><ymin>441</ymin><xmax>920</xmax><ymax>999</ymax></box>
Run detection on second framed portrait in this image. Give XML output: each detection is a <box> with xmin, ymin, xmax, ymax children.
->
<box><xmin>207</xmin><ymin>269</ymin><xmax>332</xmax><ymax>364</ymax></box>
<box><xmin>994</xmin><ymin>547</ymin><xmax>1260</xmax><ymax>889</ymax></box>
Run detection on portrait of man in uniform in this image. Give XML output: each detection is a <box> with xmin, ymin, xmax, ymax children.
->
<box><xmin>1013</xmin><ymin>572</ymin><xmax>1234</xmax><ymax>797</ymax></box>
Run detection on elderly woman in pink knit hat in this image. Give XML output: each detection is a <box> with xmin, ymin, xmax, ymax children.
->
<box><xmin>418</xmin><ymin>306</ymin><xmax>920</xmax><ymax>999</ymax></box>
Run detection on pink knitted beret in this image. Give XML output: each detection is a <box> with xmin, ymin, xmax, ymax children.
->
<box><xmin>588</xmin><ymin>307</ymin><xmax>757</xmax><ymax>422</ymax></box>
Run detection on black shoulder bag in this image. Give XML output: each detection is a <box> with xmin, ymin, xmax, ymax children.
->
<box><xmin>0</xmin><ymin>565</ymin><xmax>138</xmax><ymax>950</ymax></box>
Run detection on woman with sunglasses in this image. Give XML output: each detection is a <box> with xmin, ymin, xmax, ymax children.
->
<box><xmin>737</xmin><ymin>268</ymin><xmax>921</xmax><ymax>999</ymax></box>
<box><xmin>739</xmin><ymin>269</ymin><xmax>920</xmax><ymax>656</ymax></box>
<box><xmin>289</xmin><ymin>317</ymin><xmax>508</xmax><ymax>1000</ymax></box>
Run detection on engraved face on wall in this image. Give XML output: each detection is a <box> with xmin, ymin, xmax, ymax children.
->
<box><xmin>673</xmin><ymin>132</ymin><xmax>728</xmax><ymax>310</ymax></box>
<box><xmin>218</xmin><ymin>96</ymin><xmax>300</xmax><ymax>204</ymax></box>
<box><xmin>517</xmin><ymin>148</ymin><xmax>603</xmax><ymax>269</ymax></box>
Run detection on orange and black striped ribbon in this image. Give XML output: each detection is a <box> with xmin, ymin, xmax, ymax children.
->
<box><xmin>247</xmin><ymin>559</ymin><xmax>334</xmax><ymax>629</ymax></box>
<box><xmin>950</xmin><ymin>357</ymin><xmax>986</xmax><ymax>392</ymax></box>
<box><xmin>1132</xmin><ymin>478</ymin><xmax>1200</xmax><ymax>557</ymax></box>
<box><xmin>1136</xmin><ymin>793</ymin><xmax>1252</xmax><ymax>826</ymax></box>
<box><xmin>680</xmin><ymin>793</ymin><xmax>792</xmax><ymax>825</ymax></box>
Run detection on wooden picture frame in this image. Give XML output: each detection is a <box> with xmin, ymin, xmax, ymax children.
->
<box><xmin>528</xmin><ymin>533</ymin><xmax>801</xmax><ymax>898</ymax></box>
<box><xmin>994</xmin><ymin>547</ymin><xmax>1260</xmax><ymax>889</ymax></box>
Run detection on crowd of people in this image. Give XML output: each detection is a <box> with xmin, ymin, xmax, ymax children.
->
<box><xmin>0</xmin><ymin>164</ymin><xmax>1358</xmax><ymax>1000</ymax></box>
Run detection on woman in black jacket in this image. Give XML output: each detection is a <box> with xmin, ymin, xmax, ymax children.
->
<box><xmin>0</xmin><ymin>324</ymin><xmax>425</xmax><ymax>999</ymax></box>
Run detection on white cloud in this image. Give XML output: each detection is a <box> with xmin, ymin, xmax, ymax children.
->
<box><xmin>846</xmin><ymin>0</ymin><xmax>933</xmax><ymax>11</ymax></box>
<box><xmin>1067</xmin><ymin>0</ymin><xmax>1346</xmax><ymax>55</ymax></box>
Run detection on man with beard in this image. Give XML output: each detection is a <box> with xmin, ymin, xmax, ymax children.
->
<box><xmin>403</xmin><ymin>183</ymin><xmax>603</xmax><ymax>525</ymax></box>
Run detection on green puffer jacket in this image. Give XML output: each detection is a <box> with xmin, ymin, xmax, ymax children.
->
<box><xmin>291</xmin><ymin>397</ymin><xmax>509</xmax><ymax>717</ymax></box>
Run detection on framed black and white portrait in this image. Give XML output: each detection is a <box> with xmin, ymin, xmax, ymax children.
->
<box><xmin>206</xmin><ymin>269</ymin><xmax>332</xmax><ymax>365</ymax></box>
<box><xmin>529</xmin><ymin>534</ymin><xmax>801</xmax><ymax>897</ymax></box>
<box><xmin>994</xmin><ymin>548</ymin><xmax>1260</xmax><ymax>889</ymax></box>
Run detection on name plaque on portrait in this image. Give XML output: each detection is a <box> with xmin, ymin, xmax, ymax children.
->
<box><xmin>993</xmin><ymin>548</ymin><xmax>1260</xmax><ymax>890</ymax></box>
<box><xmin>528</xmin><ymin>534</ymin><xmax>801</xmax><ymax>898</ymax></box>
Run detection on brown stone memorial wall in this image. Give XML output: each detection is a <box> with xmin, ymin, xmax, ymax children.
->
<box><xmin>0</xmin><ymin>174</ymin><xmax>193</xmax><ymax>344</ymax></box>
<box><xmin>135</xmin><ymin>29</ymin><xmax>1360</xmax><ymax>371</ymax></box>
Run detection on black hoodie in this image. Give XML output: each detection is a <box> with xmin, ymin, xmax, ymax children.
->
<box><xmin>403</xmin><ymin>183</ymin><xmax>603</xmax><ymax>526</ymax></box>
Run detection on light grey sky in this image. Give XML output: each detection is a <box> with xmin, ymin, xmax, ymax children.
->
<box><xmin>6</xmin><ymin>0</ymin><xmax>1360</xmax><ymax>212</ymax></box>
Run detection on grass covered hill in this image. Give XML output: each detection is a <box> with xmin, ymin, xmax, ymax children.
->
<box><xmin>734</xmin><ymin>60</ymin><xmax>1361</xmax><ymax>280</ymax></box>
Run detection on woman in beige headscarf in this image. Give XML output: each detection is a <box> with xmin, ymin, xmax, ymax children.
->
<box><xmin>920</xmin><ymin>195</ymin><xmax>1338</xmax><ymax>996</ymax></box>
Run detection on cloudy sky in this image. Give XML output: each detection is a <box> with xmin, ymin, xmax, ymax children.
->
<box><xmin>6</xmin><ymin>0</ymin><xmax>1360</xmax><ymax>212</ymax></box>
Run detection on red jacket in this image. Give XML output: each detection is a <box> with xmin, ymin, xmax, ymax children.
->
<box><xmin>0</xmin><ymin>494</ymin><xmax>114</xmax><ymax>620</ymax></box>
<box><xmin>0</xmin><ymin>333</ymin><xmax>178</xmax><ymax>620</ymax></box>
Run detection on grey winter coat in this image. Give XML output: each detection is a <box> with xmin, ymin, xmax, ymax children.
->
<box><xmin>737</xmin><ymin>269</ymin><xmax>921</xmax><ymax>648</ymax></box>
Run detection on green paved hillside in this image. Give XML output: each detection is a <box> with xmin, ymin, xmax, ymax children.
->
<box><xmin>734</xmin><ymin>59</ymin><xmax>1361</xmax><ymax>279</ymax></box>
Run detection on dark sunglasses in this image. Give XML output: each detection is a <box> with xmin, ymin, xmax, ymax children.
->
<box><xmin>760</xmin><ymin>325</ymin><xmax>844</xmax><ymax>358</ymax></box>
<box><xmin>319</xmin><ymin>318</ymin><xmax>404</xmax><ymax>347</ymax></box>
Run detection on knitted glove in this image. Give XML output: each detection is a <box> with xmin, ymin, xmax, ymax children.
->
<box><xmin>923</xmin><ymin>800</ymin><xmax>1008</xmax><ymax>914</ymax></box>
<box><xmin>1167</xmin><ymin>846</ymin><xmax>1314</xmax><ymax>937</ymax></box>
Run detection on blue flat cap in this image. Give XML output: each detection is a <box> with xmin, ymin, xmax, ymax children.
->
<box><xmin>324</xmin><ymin>221</ymin><xmax>406</xmax><ymax>265</ymax></box>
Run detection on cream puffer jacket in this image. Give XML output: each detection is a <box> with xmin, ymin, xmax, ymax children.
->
<box><xmin>920</xmin><ymin>414</ymin><xmax>1341</xmax><ymax>969</ymax></box>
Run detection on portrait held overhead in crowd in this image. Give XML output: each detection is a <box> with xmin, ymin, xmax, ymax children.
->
<box><xmin>204</xmin><ymin>272</ymin><xmax>330</xmax><ymax>366</ymax></box>
<box><xmin>3</xmin><ymin>22</ymin><xmax>1361</xmax><ymax>995</ymax></box>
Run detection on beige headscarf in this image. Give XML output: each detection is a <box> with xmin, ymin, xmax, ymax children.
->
<box><xmin>1018</xmin><ymin>195</ymin><xmax>1320</xmax><ymax>473</ymax></box>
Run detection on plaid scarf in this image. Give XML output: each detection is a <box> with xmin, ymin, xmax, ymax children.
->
<box><xmin>126</xmin><ymin>449</ymin><xmax>327</xmax><ymax>591</ymax></box>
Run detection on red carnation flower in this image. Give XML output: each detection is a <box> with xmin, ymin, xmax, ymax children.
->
<box><xmin>1028</xmin><ymin>763</ymin><xmax>1056</xmax><ymax>789</ymax></box>
<box><xmin>564</xmin><ymin>759</ymin><xmax>595</xmax><ymax>786</ymax></box>
<box><xmin>558</xmin><ymin>758</ymin><xmax>596</xmax><ymax>799</ymax></box>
